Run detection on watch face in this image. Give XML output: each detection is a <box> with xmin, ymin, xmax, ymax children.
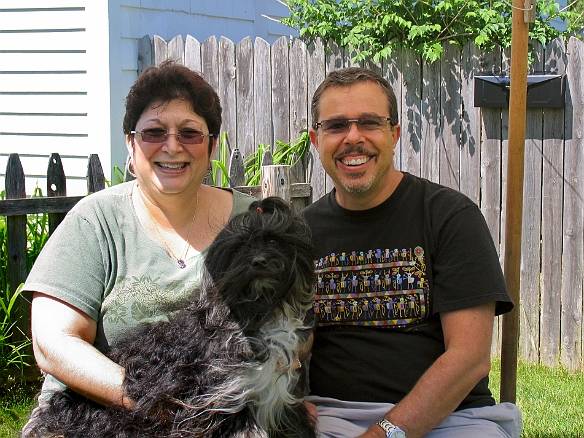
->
<box><xmin>389</xmin><ymin>430</ymin><xmax>407</xmax><ymax>438</ymax></box>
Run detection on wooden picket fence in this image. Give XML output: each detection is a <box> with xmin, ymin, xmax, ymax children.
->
<box><xmin>0</xmin><ymin>153</ymin><xmax>105</xmax><ymax>292</ymax></box>
<box><xmin>1</xmin><ymin>34</ymin><xmax>582</xmax><ymax>372</ymax></box>
<box><xmin>0</xmin><ymin>152</ymin><xmax>310</xmax><ymax>344</ymax></box>
<box><xmin>137</xmin><ymin>34</ymin><xmax>584</xmax><ymax>372</ymax></box>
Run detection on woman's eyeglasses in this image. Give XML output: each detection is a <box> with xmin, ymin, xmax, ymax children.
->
<box><xmin>131</xmin><ymin>129</ymin><xmax>213</xmax><ymax>145</ymax></box>
<box><xmin>315</xmin><ymin>115</ymin><xmax>395</xmax><ymax>135</ymax></box>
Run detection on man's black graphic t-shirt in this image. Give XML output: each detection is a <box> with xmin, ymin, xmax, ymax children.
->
<box><xmin>301</xmin><ymin>172</ymin><xmax>513</xmax><ymax>410</ymax></box>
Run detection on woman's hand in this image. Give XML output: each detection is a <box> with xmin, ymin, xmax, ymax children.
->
<box><xmin>304</xmin><ymin>400</ymin><xmax>318</xmax><ymax>424</ymax></box>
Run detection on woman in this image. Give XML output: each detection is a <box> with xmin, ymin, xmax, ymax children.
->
<box><xmin>22</xmin><ymin>61</ymin><xmax>256</xmax><ymax>422</ymax></box>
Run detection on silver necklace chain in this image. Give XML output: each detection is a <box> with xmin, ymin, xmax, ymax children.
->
<box><xmin>139</xmin><ymin>191</ymin><xmax>199</xmax><ymax>269</ymax></box>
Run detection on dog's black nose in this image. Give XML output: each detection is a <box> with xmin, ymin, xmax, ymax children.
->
<box><xmin>251</xmin><ymin>255</ymin><xmax>268</xmax><ymax>268</ymax></box>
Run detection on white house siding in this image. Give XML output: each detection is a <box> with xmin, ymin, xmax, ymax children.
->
<box><xmin>0</xmin><ymin>0</ymin><xmax>110</xmax><ymax>196</ymax></box>
<box><xmin>0</xmin><ymin>0</ymin><xmax>296</xmax><ymax>195</ymax></box>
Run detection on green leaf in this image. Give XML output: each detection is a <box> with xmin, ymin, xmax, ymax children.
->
<box><xmin>278</xmin><ymin>0</ymin><xmax>579</xmax><ymax>62</ymax></box>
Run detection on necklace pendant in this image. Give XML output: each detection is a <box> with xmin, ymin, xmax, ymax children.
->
<box><xmin>177</xmin><ymin>259</ymin><xmax>186</xmax><ymax>269</ymax></box>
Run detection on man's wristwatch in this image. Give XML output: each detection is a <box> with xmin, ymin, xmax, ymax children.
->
<box><xmin>375</xmin><ymin>419</ymin><xmax>407</xmax><ymax>438</ymax></box>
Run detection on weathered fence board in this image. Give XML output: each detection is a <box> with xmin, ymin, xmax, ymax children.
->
<box><xmin>254</xmin><ymin>38</ymin><xmax>272</xmax><ymax>150</ymax></box>
<box><xmin>168</xmin><ymin>35</ymin><xmax>185</xmax><ymax>64</ymax></box>
<box><xmin>153</xmin><ymin>35</ymin><xmax>168</xmax><ymax>66</ymax></box>
<box><xmin>540</xmin><ymin>37</ymin><xmax>566</xmax><ymax>367</ymax></box>
<box><xmin>497</xmin><ymin>46</ymin><xmax>512</xmax><ymax>286</ymax></box>
<box><xmin>47</xmin><ymin>153</ymin><xmax>67</xmax><ymax>234</ymax></box>
<box><xmin>184</xmin><ymin>35</ymin><xmax>201</xmax><ymax>73</ymax></box>
<box><xmin>6</xmin><ymin>155</ymin><xmax>28</xmax><ymax>341</ymax></box>
<box><xmin>201</xmin><ymin>37</ymin><xmax>219</xmax><ymax>94</ymax></box>
<box><xmin>519</xmin><ymin>42</ymin><xmax>545</xmax><ymax>364</ymax></box>
<box><xmin>219</xmin><ymin>37</ymin><xmax>237</xmax><ymax>155</ymax></box>
<box><xmin>87</xmin><ymin>154</ymin><xmax>106</xmax><ymax>194</ymax></box>
<box><xmin>236</xmin><ymin>37</ymin><xmax>255</xmax><ymax>163</ymax></box>
<box><xmin>462</xmin><ymin>42</ymin><xmax>484</xmax><ymax>206</ymax></box>
<box><xmin>0</xmin><ymin>196</ymin><xmax>84</xmax><ymax>216</ymax></box>
<box><xmin>440</xmin><ymin>42</ymin><xmax>461</xmax><ymax>191</ymax></box>
<box><xmin>326</xmin><ymin>38</ymin><xmax>343</xmax><ymax>73</ymax></box>
<box><xmin>384</xmin><ymin>46</ymin><xmax>403</xmax><ymax>171</ymax></box>
<box><xmin>561</xmin><ymin>37</ymin><xmax>584</xmax><ymax>371</ymax></box>
<box><xmin>272</xmin><ymin>37</ymin><xmax>290</xmax><ymax>151</ymax></box>
<box><xmin>306</xmin><ymin>39</ymin><xmax>326</xmax><ymax>202</ymax></box>
<box><xmin>261</xmin><ymin>165</ymin><xmax>291</xmax><ymax>203</ymax></box>
<box><xmin>138</xmin><ymin>35</ymin><xmax>152</xmax><ymax>75</ymax></box>
<box><xmin>479</xmin><ymin>45</ymin><xmax>505</xmax><ymax>355</ymax></box>
<box><xmin>128</xmin><ymin>34</ymin><xmax>584</xmax><ymax>370</ymax></box>
<box><xmin>321</xmin><ymin>39</ymin><xmax>340</xmax><ymax>193</ymax></box>
<box><xmin>401</xmin><ymin>48</ymin><xmax>422</xmax><ymax>178</ymax></box>
<box><xmin>289</xmin><ymin>38</ymin><xmax>309</xmax><ymax>184</ymax></box>
<box><xmin>421</xmin><ymin>54</ymin><xmax>441</xmax><ymax>183</ymax></box>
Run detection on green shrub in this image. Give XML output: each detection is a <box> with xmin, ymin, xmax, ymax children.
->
<box><xmin>0</xmin><ymin>285</ymin><xmax>32</xmax><ymax>373</ymax></box>
<box><xmin>210</xmin><ymin>131</ymin><xmax>310</xmax><ymax>187</ymax></box>
<box><xmin>282</xmin><ymin>0</ymin><xmax>582</xmax><ymax>63</ymax></box>
<box><xmin>244</xmin><ymin>132</ymin><xmax>310</xmax><ymax>186</ymax></box>
<box><xmin>0</xmin><ymin>187</ymin><xmax>49</xmax><ymax>373</ymax></box>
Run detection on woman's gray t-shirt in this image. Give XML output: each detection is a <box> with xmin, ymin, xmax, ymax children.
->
<box><xmin>24</xmin><ymin>181</ymin><xmax>255</xmax><ymax>399</ymax></box>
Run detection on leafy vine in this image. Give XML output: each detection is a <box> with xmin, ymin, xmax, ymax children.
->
<box><xmin>281</xmin><ymin>0</ymin><xmax>582</xmax><ymax>62</ymax></box>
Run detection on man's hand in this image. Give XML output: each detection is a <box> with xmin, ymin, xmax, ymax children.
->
<box><xmin>355</xmin><ymin>425</ymin><xmax>386</xmax><ymax>438</ymax></box>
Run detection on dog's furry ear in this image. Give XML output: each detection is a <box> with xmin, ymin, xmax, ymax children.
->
<box><xmin>249</xmin><ymin>196</ymin><xmax>291</xmax><ymax>215</ymax></box>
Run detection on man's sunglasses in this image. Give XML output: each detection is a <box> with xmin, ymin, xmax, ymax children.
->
<box><xmin>131</xmin><ymin>129</ymin><xmax>213</xmax><ymax>145</ymax></box>
<box><xmin>315</xmin><ymin>115</ymin><xmax>396</xmax><ymax>135</ymax></box>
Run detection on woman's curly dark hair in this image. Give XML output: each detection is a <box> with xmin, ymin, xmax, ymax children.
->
<box><xmin>123</xmin><ymin>60</ymin><xmax>222</xmax><ymax>155</ymax></box>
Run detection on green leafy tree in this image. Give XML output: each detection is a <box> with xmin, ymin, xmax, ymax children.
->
<box><xmin>570</xmin><ymin>0</ymin><xmax>584</xmax><ymax>31</ymax></box>
<box><xmin>282</xmin><ymin>0</ymin><xmax>581</xmax><ymax>62</ymax></box>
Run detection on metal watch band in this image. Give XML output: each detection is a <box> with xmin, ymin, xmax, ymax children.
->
<box><xmin>375</xmin><ymin>419</ymin><xmax>406</xmax><ymax>438</ymax></box>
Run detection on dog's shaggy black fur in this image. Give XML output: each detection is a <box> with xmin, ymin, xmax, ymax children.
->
<box><xmin>27</xmin><ymin>197</ymin><xmax>317</xmax><ymax>438</ymax></box>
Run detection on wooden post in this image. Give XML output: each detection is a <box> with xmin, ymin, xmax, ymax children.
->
<box><xmin>87</xmin><ymin>154</ymin><xmax>106</xmax><ymax>193</ymax></box>
<box><xmin>47</xmin><ymin>153</ymin><xmax>67</xmax><ymax>234</ymax></box>
<box><xmin>137</xmin><ymin>35</ymin><xmax>153</xmax><ymax>75</ymax></box>
<box><xmin>262</xmin><ymin>149</ymin><xmax>274</xmax><ymax>166</ymax></box>
<box><xmin>261</xmin><ymin>165</ymin><xmax>291</xmax><ymax>203</ymax></box>
<box><xmin>500</xmin><ymin>0</ymin><xmax>530</xmax><ymax>403</ymax></box>
<box><xmin>229</xmin><ymin>148</ymin><xmax>245</xmax><ymax>187</ymax></box>
<box><xmin>5</xmin><ymin>153</ymin><xmax>30</xmax><ymax>342</ymax></box>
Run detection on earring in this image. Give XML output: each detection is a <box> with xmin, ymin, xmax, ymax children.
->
<box><xmin>125</xmin><ymin>153</ymin><xmax>136</xmax><ymax>179</ymax></box>
<box><xmin>205</xmin><ymin>160</ymin><xmax>213</xmax><ymax>178</ymax></box>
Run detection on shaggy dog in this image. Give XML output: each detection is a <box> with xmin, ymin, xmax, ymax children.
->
<box><xmin>27</xmin><ymin>197</ymin><xmax>317</xmax><ymax>438</ymax></box>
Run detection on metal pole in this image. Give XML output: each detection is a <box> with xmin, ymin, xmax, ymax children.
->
<box><xmin>500</xmin><ymin>0</ymin><xmax>530</xmax><ymax>403</ymax></box>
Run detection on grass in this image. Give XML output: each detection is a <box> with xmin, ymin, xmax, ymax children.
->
<box><xmin>0</xmin><ymin>359</ymin><xmax>582</xmax><ymax>437</ymax></box>
<box><xmin>489</xmin><ymin>359</ymin><xmax>584</xmax><ymax>437</ymax></box>
<box><xmin>0</xmin><ymin>369</ymin><xmax>40</xmax><ymax>438</ymax></box>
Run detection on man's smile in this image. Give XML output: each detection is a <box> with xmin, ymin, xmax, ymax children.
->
<box><xmin>340</xmin><ymin>156</ymin><xmax>372</xmax><ymax>166</ymax></box>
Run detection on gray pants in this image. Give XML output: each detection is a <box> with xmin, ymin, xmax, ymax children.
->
<box><xmin>21</xmin><ymin>374</ymin><xmax>64</xmax><ymax>437</ymax></box>
<box><xmin>306</xmin><ymin>396</ymin><xmax>522</xmax><ymax>438</ymax></box>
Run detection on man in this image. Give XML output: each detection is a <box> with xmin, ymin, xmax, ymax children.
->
<box><xmin>302</xmin><ymin>67</ymin><xmax>522</xmax><ymax>438</ymax></box>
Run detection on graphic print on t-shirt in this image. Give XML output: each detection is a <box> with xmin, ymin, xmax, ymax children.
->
<box><xmin>313</xmin><ymin>246</ymin><xmax>428</xmax><ymax>327</ymax></box>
